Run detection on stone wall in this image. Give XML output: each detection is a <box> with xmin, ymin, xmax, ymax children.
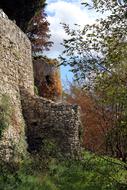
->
<box><xmin>0</xmin><ymin>11</ymin><xmax>34</xmax><ymax>162</ymax></box>
<box><xmin>33</xmin><ymin>57</ymin><xmax>62</xmax><ymax>102</ymax></box>
<box><xmin>21</xmin><ymin>89</ymin><xmax>81</xmax><ymax>158</ymax></box>
<box><xmin>0</xmin><ymin>11</ymin><xmax>82</xmax><ymax>161</ymax></box>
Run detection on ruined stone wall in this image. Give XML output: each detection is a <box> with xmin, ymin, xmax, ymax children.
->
<box><xmin>21</xmin><ymin>90</ymin><xmax>81</xmax><ymax>158</ymax></box>
<box><xmin>0</xmin><ymin>11</ymin><xmax>81</xmax><ymax>161</ymax></box>
<box><xmin>0</xmin><ymin>12</ymin><xmax>34</xmax><ymax>162</ymax></box>
<box><xmin>33</xmin><ymin>57</ymin><xmax>62</xmax><ymax>102</ymax></box>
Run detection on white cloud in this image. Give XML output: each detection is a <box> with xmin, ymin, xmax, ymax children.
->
<box><xmin>45</xmin><ymin>0</ymin><xmax>96</xmax><ymax>58</ymax></box>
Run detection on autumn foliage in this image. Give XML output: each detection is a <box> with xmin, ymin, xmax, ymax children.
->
<box><xmin>65</xmin><ymin>83</ymin><xmax>112</xmax><ymax>154</ymax></box>
<box><xmin>40</xmin><ymin>72</ymin><xmax>62</xmax><ymax>101</ymax></box>
<box><xmin>27</xmin><ymin>9</ymin><xmax>53</xmax><ymax>54</ymax></box>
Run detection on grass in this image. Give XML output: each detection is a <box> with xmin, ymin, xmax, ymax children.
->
<box><xmin>0</xmin><ymin>151</ymin><xmax>127</xmax><ymax>190</ymax></box>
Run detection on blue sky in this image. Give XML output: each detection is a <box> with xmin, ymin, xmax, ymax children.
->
<box><xmin>44</xmin><ymin>0</ymin><xmax>98</xmax><ymax>83</ymax></box>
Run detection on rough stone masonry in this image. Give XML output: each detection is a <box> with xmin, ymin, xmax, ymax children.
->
<box><xmin>0</xmin><ymin>10</ymin><xmax>34</xmax><ymax>162</ymax></box>
<box><xmin>0</xmin><ymin>10</ymin><xmax>82</xmax><ymax>162</ymax></box>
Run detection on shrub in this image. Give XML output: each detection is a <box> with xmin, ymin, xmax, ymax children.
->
<box><xmin>0</xmin><ymin>151</ymin><xmax>127</xmax><ymax>190</ymax></box>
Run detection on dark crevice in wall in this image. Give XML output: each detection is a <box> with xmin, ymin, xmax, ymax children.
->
<box><xmin>45</xmin><ymin>75</ymin><xmax>52</xmax><ymax>85</ymax></box>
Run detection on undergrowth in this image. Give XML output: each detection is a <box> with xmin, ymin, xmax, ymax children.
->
<box><xmin>0</xmin><ymin>151</ymin><xmax>127</xmax><ymax>190</ymax></box>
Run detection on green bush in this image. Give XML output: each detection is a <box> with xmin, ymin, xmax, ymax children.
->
<box><xmin>47</xmin><ymin>152</ymin><xmax>127</xmax><ymax>190</ymax></box>
<box><xmin>0</xmin><ymin>151</ymin><xmax>127</xmax><ymax>190</ymax></box>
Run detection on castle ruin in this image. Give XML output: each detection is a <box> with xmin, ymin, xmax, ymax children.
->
<box><xmin>0</xmin><ymin>7</ymin><xmax>81</xmax><ymax>162</ymax></box>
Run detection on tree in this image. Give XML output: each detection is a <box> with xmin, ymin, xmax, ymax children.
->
<box><xmin>0</xmin><ymin>0</ymin><xmax>47</xmax><ymax>31</ymax></box>
<box><xmin>60</xmin><ymin>1</ymin><xmax>127</xmax><ymax>161</ymax></box>
<box><xmin>82</xmin><ymin>0</ymin><xmax>127</xmax><ymax>17</ymax></box>
<box><xmin>27</xmin><ymin>9</ymin><xmax>53</xmax><ymax>55</ymax></box>
<box><xmin>64</xmin><ymin>81</ymin><xmax>112</xmax><ymax>154</ymax></box>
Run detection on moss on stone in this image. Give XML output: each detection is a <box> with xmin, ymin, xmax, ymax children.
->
<box><xmin>0</xmin><ymin>95</ymin><xmax>12</xmax><ymax>139</ymax></box>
